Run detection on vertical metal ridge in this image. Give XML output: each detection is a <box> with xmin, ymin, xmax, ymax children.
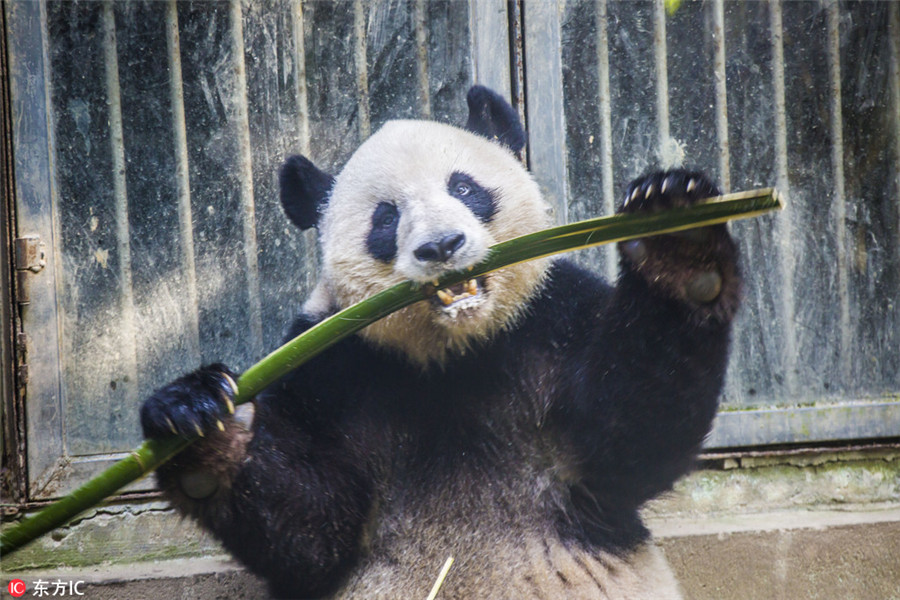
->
<box><xmin>353</xmin><ymin>0</ymin><xmax>371</xmax><ymax>139</ymax></box>
<box><xmin>770</xmin><ymin>0</ymin><xmax>790</xmax><ymax>201</ymax></box>
<box><xmin>289</xmin><ymin>0</ymin><xmax>318</xmax><ymax>272</ymax></box>
<box><xmin>825</xmin><ymin>0</ymin><xmax>851</xmax><ymax>382</ymax></box>
<box><xmin>711</xmin><ymin>0</ymin><xmax>731</xmax><ymax>192</ymax></box>
<box><xmin>889</xmin><ymin>1</ymin><xmax>900</xmax><ymax>237</ymax></box>
<box><xmin>32</xmin><ymin>0</ymin><xmax>67</xmax><ymax>482</ymax></box>
<box><xmin>594</xmin><ymin>0</ymin><xmax>616</xmax><ymax>280</ymax></box>
<box><xmin>652</xmin><ymin>0</ymin><xmax>670</xmax><ymax>162</ymax></box>
<box><xmin>290</xmin><ymin>0</ymin><xmax>311</xmax><ymax>157</ymax></box>
<box><xmin>522</xmin><ymin>0</ymin><xmax>568</xmax><ymax>224</ymax></box>
<box><xmin>165</xmin><ymin>0</ymin><xmax>201</xmax><ymax>363</ymax></box>
<box><xmin>0</xmin><ymin>0</ymin><xmax>26</xmax><ymax>502</ymax></box>
<box><xmin>414</xmin><ymin>0</ymin><xmax>431</xmax><ymax>119</ymax></box>
<box><xmin>507</xmin><ymin>0</ymin><xmax>526</xmax><ymax>128</ymax></box>
<box><xmin>229</xmin><ymin>0</ymin><xmax>263</xmax><ymax>358</ymax></box>
<box><xmin>769</xmin><ymin>0</ymin><xmax>797</xmax><ymax>396</ymax></box>
<box><xmin>469</xmin><ymin>0</ymin><xmax>511</xmax><ymax>97</ymax></box>
<box><xmin>4</xmin><ymin>0</ymin><xmax>69</xmax><ymax>498</ymax></box>
<box><xmin>101</xmin><ymin>2</ymin><xmax>139</xmax><ymax>398</ymax></box>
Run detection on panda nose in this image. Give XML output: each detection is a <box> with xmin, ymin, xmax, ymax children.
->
<box><xmin>414</xmin><ymin>232</ymin><xmax>466</xmax><ymax>263</ymax></box>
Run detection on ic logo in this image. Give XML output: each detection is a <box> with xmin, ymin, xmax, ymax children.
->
<box><xmin>7</xmin><ymin>579</ymin><xmax>26</xmax><ymax>598</ymax></box>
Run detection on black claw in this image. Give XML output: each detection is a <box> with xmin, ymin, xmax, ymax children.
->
<box><xmin>618</xmin><ymin>170</ymin><xmax>721</xmax><ymax>214</ymax></box>
<box><xmin>140</xmin><ymin>364</ymin><xmax>239</xmax><ymax>440</ymax></box>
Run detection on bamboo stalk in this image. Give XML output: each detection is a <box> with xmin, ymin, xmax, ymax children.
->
<box><xmin>0</xmin><ymin>188</ymin><xmax>780</xmax><ymax>556</ymax></box>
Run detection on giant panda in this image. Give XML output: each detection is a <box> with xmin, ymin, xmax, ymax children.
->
<box><xmin>141</xmin><ymin>85</ymin><xmax>740</xmax><ymax>599</ymax></box>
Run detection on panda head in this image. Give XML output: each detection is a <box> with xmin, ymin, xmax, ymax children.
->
<box><xmin>280</xmin><ymin>86</ymin><xmax>552</xmax><ymax>366</ymax></box>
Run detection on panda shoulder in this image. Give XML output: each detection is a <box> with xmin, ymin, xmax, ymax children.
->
<box><xmin>514</xmin><ymin>259</ymin><xmax>614</xmax><ymax>340</ymax></box>
<box><xmin>538</xmin><ymin>258</ymin><xmax>613</xmax><ymax>307</ymax></box>
<box><xmin>280</xmin><ymin>282</ymin><xmax>339</xmax><ymax>342</ymax></box>
<box><xmin>283</xmin><ymin>313</ymin><xmax>322</xmax><ymax>343</ymax></box>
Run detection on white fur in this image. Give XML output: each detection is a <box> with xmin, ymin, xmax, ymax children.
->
<box><xmin>311</xmin><ymin>120</ymin><xmax>552</xmax><ymax>365</ymax></box>
<box><xmin>338</xmin><ymin>524</ymin><xmax>681</xmax><ymax>599</ymax></box>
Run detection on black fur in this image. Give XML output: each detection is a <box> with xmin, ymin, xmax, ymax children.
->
<box><xmin>279</xmin><ymin>155</ymin><xmax>334</xmax><ymax>230</ymax></box>
<box><xmin>141</xmin><ymin>364</ymin><xmax>237</xmax><ymax>439</ymax></box>
<box><xmin>366</xmin><ymin>202</ymin><xmax>400</xmax><ymax>262</ymax></box>
<box><xmin>620</xmin><ymin>169</ymin><xmax>721</xmax><ymax>213</ymax></box>
<box><xmin>448</xmin><ymin>171</ymin><xmax>497</xmax><ymax>222</ymax></box>
<box><xmin>618</xmin><ymin>170</ymin><xmax>740</xmax><ymax>323</ymax></box>
<box><xmin>143</xmin><ymin>84</ymin><xmax>740</xmax><ymax>597</ymax></box>
<box><xmin>145</xmin><ymin>255</ymin><xmax>732</xmax><ymax>597</ymax></box>
<box><xmin>464</xmin><ymin>85</ymin><xmax>526</xmax><ymax>152</ymax></box>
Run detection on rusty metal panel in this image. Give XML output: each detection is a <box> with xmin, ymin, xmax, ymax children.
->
<box><xmin>530</xmin><ymin>0</ymin><xmax>900</xmax><ymax>447</ymax></box>
<box><xmin>6</xmin><ymin>0</ymin><xmax>898</xmax><ymax>505</ymax></box>
<box><xmin>6</xmin><ymin>0</ymin><xmax>481</xmax><ymax>499</ymax></box>
<box><xmin>6</xmin><ymin>0</ymin><xmax>66</xmax><ymax>498</ymax></box>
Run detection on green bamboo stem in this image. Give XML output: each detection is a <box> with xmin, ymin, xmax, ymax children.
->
<box><xmin>0</xmin><ymin>188</ymin><xmax>780</xmax><ymax>556</ymax></box>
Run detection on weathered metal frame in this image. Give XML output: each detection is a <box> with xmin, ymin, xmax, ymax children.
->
<box><xmin>4</xmin><ymin>0</ymin><xmax>513</xmax><ymax>500</ymax></box>
<box><xmin>3</xmin><ymin>0</ymin><xmax>899</xmax><ymax>504</ymax></box>
<box><xmin>522</xmin><ymin>0</ymin><xmax>900</xmax><ymax>450</ymax></box>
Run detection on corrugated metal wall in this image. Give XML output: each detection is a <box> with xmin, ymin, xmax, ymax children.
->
<box><xmin>8</xmin><ymin>0</ymin><xmax>490</xmax><ymax>499</ymax></box>
<box><xmin>5</xmin><ymin>0</ymin><xmax>899</xmax><ymax>500</ymax></box>
<box><xmin>525</xmin><ymin>0</ymin><xmax>900</xmax><ymax>447</ymax></box>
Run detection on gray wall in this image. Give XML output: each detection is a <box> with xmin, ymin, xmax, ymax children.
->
<box><xmin>4</xmin><ymin>0</ymin><xmax>899</xmax><ymax>503</ymax></box>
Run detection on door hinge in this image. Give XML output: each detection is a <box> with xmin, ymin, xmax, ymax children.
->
<box><xmin>14</xmin><ymin>235</ymin><xmax>46</xmax><ymax>305</ymax></box>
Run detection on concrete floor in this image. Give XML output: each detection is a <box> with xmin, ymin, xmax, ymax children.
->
<box><xmin>6</xmin><ymin>508</ymin><xmax>898</xmax><ymax>599</ymax></box>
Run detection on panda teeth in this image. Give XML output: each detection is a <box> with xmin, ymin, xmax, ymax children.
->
<box><xmin>435</xmin><ymin>278</ymin><xmax>483</xmax><ymax>307</ymax></box>
<box><xmin>436</xmin><ymin>289</ymin><xmax>455</xmax><ymax>305</ymax></box>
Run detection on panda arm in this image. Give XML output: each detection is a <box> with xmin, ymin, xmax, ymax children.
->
<box><xmin>552</xmin><ymin>172</ymin><xmax>738</xmax><ymax>511</ymax></box>
<box><xmin>212</xmin><ymin>395</ymin><xmax>376</xmax><ymax>598</ymax></box>
<box><xmin>144</xmin><ymin>314</ymin><xmax>378</xmax><ymax>598</ymax></box>
<box><xmin>547</xmin><ymin>229</ymin><xmax>737</xmax><ymax>528</ymax></box>
<box><xmin>566</xmin><ymin>267</ymin><xmax>731</xmax><ymax>504</ymax></box>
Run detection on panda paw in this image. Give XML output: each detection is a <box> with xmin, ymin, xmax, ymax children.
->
<box><xmin>619</xmin><ymin>170</ymin><xmax>721</xmax><ymax>215</ymax></box>
<box><xmin>616</xmin><ymin>170</ymin><xmax>740</xmax><ymax>320</ymax></box>
<box><xmin>140</xmin><ymin>364</ymin><xmax>238</xmax><ymax>440</ymax></box>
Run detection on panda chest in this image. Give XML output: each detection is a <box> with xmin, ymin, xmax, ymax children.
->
<box><xmin>368</xmin><ymin>360</ymin><xmax>565</xmax><ymax>527</ymax></box>
<box><xmin>383</xmin><ymin>359</ymin><xmax>555</xmax><ymax>483</ymax></box>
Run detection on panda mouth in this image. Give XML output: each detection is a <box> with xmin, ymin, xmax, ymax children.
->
<box><xmin>431</xmin><ymin>277</ymin><xmax>488</xmax><ymax>318</ymax></box>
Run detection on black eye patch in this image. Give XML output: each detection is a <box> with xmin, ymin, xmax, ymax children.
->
<box><xmin>367</xmin><ymin>202</ymin><xmax>399</xmax><ymax>262</ymax></box>
<box><xmin>448</xmin><ymin>172</ymin><xmax>496</xmax><ymax>223</ymax></box>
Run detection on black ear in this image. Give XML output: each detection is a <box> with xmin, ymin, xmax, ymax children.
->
<box><xmin>464</xmin><ymin>85</ymin><xmax>526</xmax><ymax>153</ymax></box>
<box><xmin>279</xmin><ymin>155</ymin><xmax>335</xmax><ymax>230</ymax></box>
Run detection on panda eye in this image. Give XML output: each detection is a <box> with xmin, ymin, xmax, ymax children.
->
<box><xmin>454</xmin><ymin>182</ymin><xmax>472</xmax><ymax>197</ymax></box>
<box><xmin>448</xmin><ymin>172</ymin><xmax>496</xmax><ymax>223</ymax></box>
<box><xmin>376</xmin><ymin>211</ymin><xmax>396</xmax><ymax>227</ymax></box>
<box><xmin>371</xmin><ymin>202</ymin><xmax>398</xmax><ymax>229</ymax></box>
<box><xmin>367</xmin><ymin>202</ymin><xmax>399</xmax><ymax>262</ymax></box>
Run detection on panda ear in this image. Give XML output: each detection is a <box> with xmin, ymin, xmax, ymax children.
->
<box><xmin>464</xmin><ymin>85</ymin><xmax>526</xmax><ymax>153</ymax></box>
<box><xmin>279</xmin><ymin>155</ymin><xmax>335</xmax><ymax>230</ymax></box>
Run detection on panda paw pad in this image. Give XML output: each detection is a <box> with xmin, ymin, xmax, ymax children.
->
<box><xmin>616</xmin><ymin>170</ymin><xmax>740</xmax><ymax>319</ymax></box>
